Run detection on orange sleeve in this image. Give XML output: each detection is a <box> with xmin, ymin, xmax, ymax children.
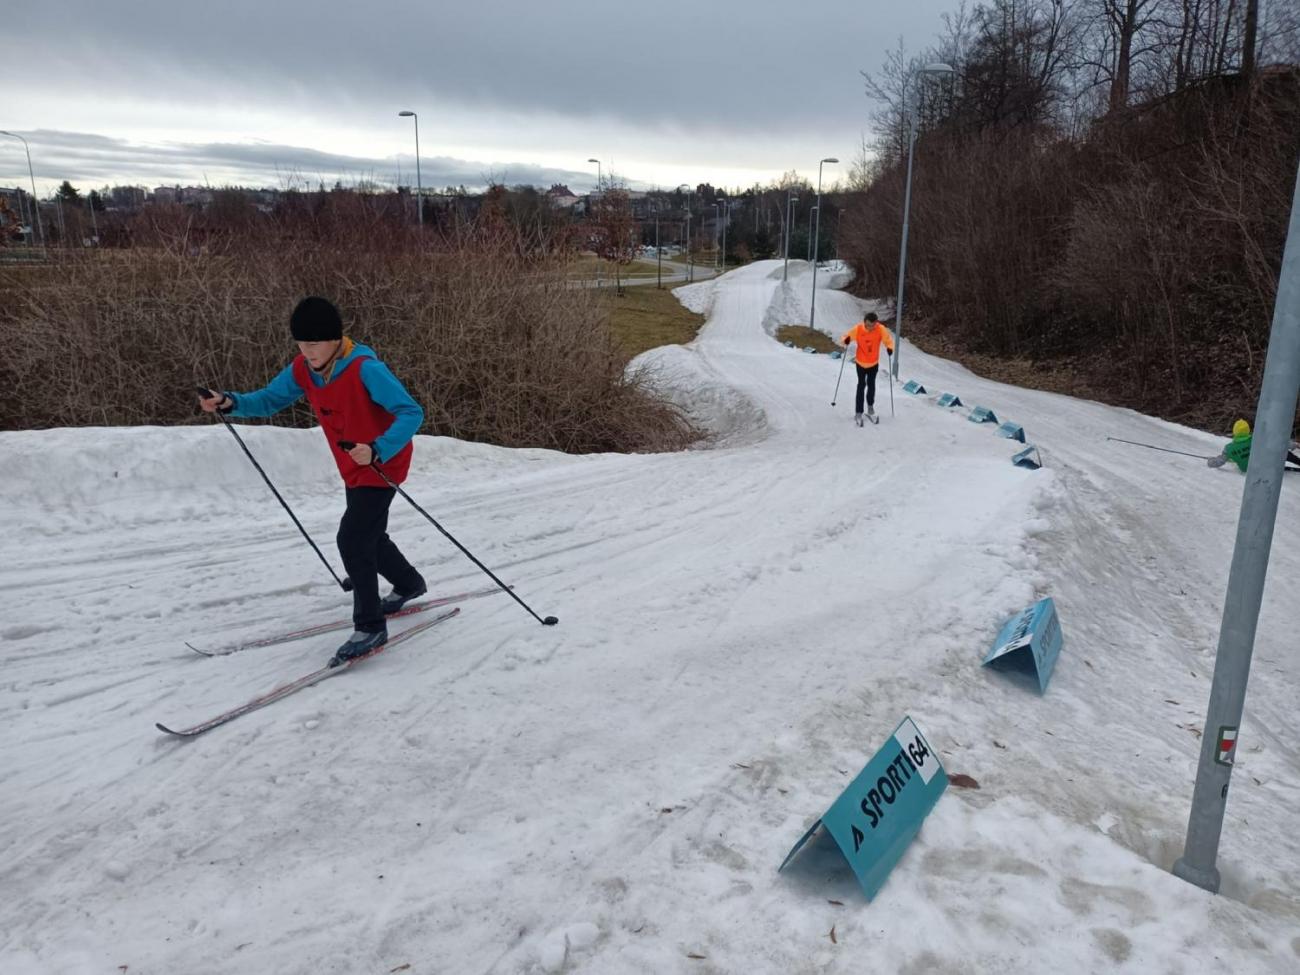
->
<box><xmin>882</xmin><ymin>326</ymin><xmax>895</xmax><ymax>352</ymax></box>
<box><xmin>840</xmin><ymin>325</ymin><xmax>856</xmax><ymax>345</ymax></box>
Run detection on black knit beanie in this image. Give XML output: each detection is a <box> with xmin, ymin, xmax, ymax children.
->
<box><xmin>290</xmin><ymin>296</ymin><xmax>343</xmax><ymax>341</ymax></box>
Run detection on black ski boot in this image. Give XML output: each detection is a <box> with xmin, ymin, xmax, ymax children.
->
<box><xmin>381</xmin><ymin>579</ymin><xmax>427</xmax><ymax>615</ymax></box>
<box><xmin>329</xmin><ymin>628</ymin><xmax>388</xmax><ymax>668</ymax></box>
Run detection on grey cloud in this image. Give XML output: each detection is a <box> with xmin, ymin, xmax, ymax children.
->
<box><xmin>4</xmin><ymin>129</ymin><xmax>603</xmax><ymax>192</ymax></box>
<box><xmin>9</xmin><ymin>0</ymin><xmax>958</xmax><ymax>132</ymax></box>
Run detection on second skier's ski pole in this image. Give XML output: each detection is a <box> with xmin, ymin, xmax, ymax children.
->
<box><xmin>197</xmin><ymin>386</ymin><xmax>352</xmax><ymax>591</ymax></box>
<box><xmin>831</xmin><ymin>347</ymin><xmax>849</xmax><ymax>406</ymax></box>
<box><xmin>887</xmin><ymin>353</ymin><xmax>895</xmax><ymax>418</ymax></box>
<box><xmin>339</xmin><ymin>441</ymin><xmax>558</xmax><ymax>626</ymax></box>
<box><xmin>1106</xmin><ymin>437</ymin><xmax>1215</xmax><ymax>460</ymax></box>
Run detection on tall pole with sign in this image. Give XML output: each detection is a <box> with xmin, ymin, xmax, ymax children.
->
<box><xmin>1172</xmin><ymin>152</ymin><xmax>1300</xmax><ymax>894</ymax></box>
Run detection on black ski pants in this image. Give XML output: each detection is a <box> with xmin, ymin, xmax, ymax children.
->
<box><xmin>854</xmin><ymin>363</ymin><xmax>879</xmax><ymax>414</ymax></box>
<box><xmin>337</xmin><ymin>487</ymin><xmax>424</xmax><ymax>633</ymax></box>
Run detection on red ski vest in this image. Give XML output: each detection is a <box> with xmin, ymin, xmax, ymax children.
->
<box><xmin>292</xmin><ymin>354</ymin><xmax>413</xmax><ymax>488</ymax></box>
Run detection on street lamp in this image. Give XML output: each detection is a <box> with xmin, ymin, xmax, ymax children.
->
<box><xmin>397</xmin><ymin>111</ymin><xmax>422</xmax><ymax>226</ymax></box>
<box><xmin>892</xmin><ymin>62</ymin><xmax>955</xmax><ymax>378</ymax></box>
<box><xmin>677</xmin><ymin>183</ymin><xmax>693</xmax><ymax>283</ymax></box>
<box><xmin>718</xmin><ymin>197</ymin><xmax>729</xmax><ymax>272</ymax></box>
<box><xmin>0</xmin><ymin>130</ymin><xmax>45</xmax><ymax>248</ymax></box>
<box><xmin>808</xmin><ymin>157</ymin><xmax>838</xmax><ymax>330</ymax></box>
<box><xmin>783</xmin><ymin>190</ymin><xmax>799</xmax><ymax>281</ymax></box>
<box><xmin>710</xmin><ymin>203</ymin><xmax>719</xmax><ymax>270</ymax></box>
<box><xmin>588</xmin><ymin>158</ymin><xmax>601</xmax><ymax>193</ymax></box>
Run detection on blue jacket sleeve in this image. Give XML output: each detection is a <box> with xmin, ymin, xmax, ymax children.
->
<box><xmin>227</xmin><ymin>363</ymin><xmax>305</xmax><ymax>418</ymax></box>
<box><xmin>360</xmin><ymin>359</ymin><xmax>424</xmax><ymax>462</ymax></box>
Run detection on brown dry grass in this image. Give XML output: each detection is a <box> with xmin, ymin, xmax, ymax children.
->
<box><xmin>602</xmin><ymin>286</ymin><xmax>706</xmax><ymax>360</ymax></box>
<box><xmin>776</xmin><ymin>325</ymin><xmax>840</xmax><ymax>354</ymax></box>
<box><xmin>0</xmin><ymin>204</ymin><xmax>699</xmax><ymax>454</ymax></box>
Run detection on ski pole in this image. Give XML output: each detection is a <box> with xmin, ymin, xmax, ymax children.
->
<box><xmin>887</xmin><ymin>354</ymin><xmax>895</xmax><ymax>418</ymax></box>
<box><xmin>197</xmin><ymin>387</ymin><xmax>352</xmax><ymax>592</ymax></box>
<box><xmin>831</xmin><ymin>346</ymin><xmax>849</xmax><ymax>406</ymax></box>
<box><xmin>1105</xmin><ymin>436</ymin><xmax>1215</xmax><ymax>460</ymax></box>
<box><xmin>339</xmin><ymin>441</ymin><xmax>558</xmax><ymax>626</ymax></box>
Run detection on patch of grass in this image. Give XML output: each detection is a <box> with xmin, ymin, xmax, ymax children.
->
<box><xmin>776</xmin><ymin>325</ymin><xmax>839</xmax><ymax>354</ymax></box>
<box><xmin>567</xmin><ymin>256</ymin><xmax>668</xmax><ymax>279</ymax></box>
<box><xmin>601</xmin><ymin>285</ymin><xmax>707</xmax><ymax>359</ymax></box>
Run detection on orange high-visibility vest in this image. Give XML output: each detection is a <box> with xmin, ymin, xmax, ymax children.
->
<box><xmin>840</xmin><ymin>322</ymin><xmax>895</xmax><ymax>367</ymax></box>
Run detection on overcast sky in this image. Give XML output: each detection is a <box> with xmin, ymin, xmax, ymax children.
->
<box><xmin>4</xmin><ymin>1</ymin><xmax>958</xmax><ymax>196</ymax></box>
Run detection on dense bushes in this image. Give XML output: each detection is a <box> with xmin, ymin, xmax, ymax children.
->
<box><xmin>0</xmin><ymin>198</ymin><xmax>696</xmax><ymax>453</ymax></box>
<box><xmin>842</xmin><ymin>69</ymin><xmax>1300</xmax><ymax>429</ymax></box>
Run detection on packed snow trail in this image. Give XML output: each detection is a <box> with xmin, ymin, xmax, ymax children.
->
<box><xmin>2</xmin><ymin>261</ymin><xmax>1298</xmax><ymax>974</ymax></box>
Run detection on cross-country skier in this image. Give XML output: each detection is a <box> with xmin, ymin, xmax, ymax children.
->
<box><xmin>1207</xmin><ymin>419</ymin><xmax>1300</xmax><ymax>472</ymax></box>
<box><xmin>198</xmin><ymin>296</ymin><xmax>428</xmax><ymax>665</ymax></box>
<box><xmin>840</xmin><ymin>312</ymin><xmax>896</xmax><ymax>426</ymax></box>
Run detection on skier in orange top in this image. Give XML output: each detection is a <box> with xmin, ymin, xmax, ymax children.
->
<box><xmin>840</xmin><ymin>312</ymin><xmax>896</xmax><ymax>426</ymax></box>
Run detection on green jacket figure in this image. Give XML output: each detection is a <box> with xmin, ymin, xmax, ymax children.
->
<box><xmin>1208</xmin><ymin>419</ymin><xmax>1300</xmax><ymax>471</ymax></box>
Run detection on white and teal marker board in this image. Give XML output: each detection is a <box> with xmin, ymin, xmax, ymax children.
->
<box><xmin>983</xmin><ymin>596</ymin><xmax>1063</xmax><ymax>693</ymax></box>
<box><xmin>780</xmin><ymin>716</ymin><xmax>948</xmax><ymax>900</ymax></box>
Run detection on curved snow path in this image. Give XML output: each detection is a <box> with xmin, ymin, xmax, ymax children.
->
<box><xmin>2</xmin><ymin>261</ymin><xmax>1298</xmax><ymax>974</ymax></box>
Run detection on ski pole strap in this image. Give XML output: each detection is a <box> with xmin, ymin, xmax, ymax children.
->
<box><xmin>338</xmin><ymin>440</ymin><xmax>558</xmax><ymax>626</ymax></box>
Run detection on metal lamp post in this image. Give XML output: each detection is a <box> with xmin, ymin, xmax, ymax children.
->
<box><xmin>783</xmin><ymin>190</ymin><xmax>799</xmax><ymax>281</ymax></box>
<box><xmin>588</xmin><ymin>159</ymin><xmax>602</xmax><ymax>287</ymax></box>
<box><xmin>808</xmin><ymin>157</ymin><xmax>838</xmax><ymax>329</ymax></box>
<box><xmin>397</xmin><ymin>111</ymin><xmax>422</xmax><ymax>226</ymax></box>
<box><xmin>892</xmin><ymin>62</ymin><xmax>954</xmax><ymax>378</ymax></box>
<box><xmin>719</xmin><ymin>198</ymin><xmax>728</xmax><ymax>271</ymax></box>
<box><xmin>1172</xmin><ymin>154</ymin><xmax>1300</xmax><ymax>895</ymax></box>
<box><xmin>677</xmin><ymin>183</ymin><xmax>693</xmax><ymax>283</ymax></box>
<box><xmin>0</xmin><ymin>130</ymin><xmax>45</xmax><ymax>249</ymax></box>
<box><xmin>710</xmin><ymin>203</ymin><xmax>719</xmax><ymax>269</ymax></box>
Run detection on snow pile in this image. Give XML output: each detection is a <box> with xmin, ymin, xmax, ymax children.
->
<box><xmin>2</xmin><ymin>261</ymin><xmax>1298</xmax><ymax>974</ymax></box>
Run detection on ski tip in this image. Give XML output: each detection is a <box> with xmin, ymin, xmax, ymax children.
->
<box><xmin>184</xmin><ymin>642</ymin><xmax>213</xmax><ymax>657</ymax></box>
<box><xmin>156</xmin><ymin>722</ymin><xmax>183</xmax><ymax>736</ymax></box>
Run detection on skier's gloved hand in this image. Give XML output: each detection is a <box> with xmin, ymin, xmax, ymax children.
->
<box><xmin>199</xmin><ymin>390</ymin><xmax>234</xmax><ymax>414</ymax></box>
<box><xmin>345</xmin><ymin>442</ymin><xmax>375</xmax><ymax>466</ymax></box>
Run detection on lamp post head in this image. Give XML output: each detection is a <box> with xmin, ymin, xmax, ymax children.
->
<box><xmin>398</xmin><ymin>110</ymin><xmax>416</xmax><ymax>117</ymax></box>
<box><xmin>588</xmin><ymin>158</ymin><xmax>600</xmax><ymax>164</ymax></box>
<box><xmin>821</xmin><ymin>157</ymin><xmax>839</xmax><ymax>164</ymax></box>
<box><xmin>920</xmin><ymin>62</ymin><xmax>956</xmax><ymax>77</ymax></box>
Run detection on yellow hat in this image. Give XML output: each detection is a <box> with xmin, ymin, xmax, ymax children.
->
<box><xmin>1232</xmin><ymin>419</ymin><xmax>1251</xmax><ymax>439</ymax></box>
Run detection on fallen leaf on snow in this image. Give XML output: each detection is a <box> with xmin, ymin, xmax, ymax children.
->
<box><xmin>949</xmin><ymin>773</ymin><xmax>981</xmax><ymax>789</ymax></box>
<box><xmin>827</xmin><ymin>899</ymin><xmax>844</xmax><ymax>906</ymax></box>
<box><xmin>830</xmin><ymin>925</ymin><xmax>838</xmax><ymax>944</ymax></box>
<box><xmin>390</xmin><ymin>966</ymin><xmax>412</xmax><ymax>973</ymax></box>
<box><xmin>687</xmin><ymin>952</ymin><xmax>707</xmax><ymax>960</ymax></box>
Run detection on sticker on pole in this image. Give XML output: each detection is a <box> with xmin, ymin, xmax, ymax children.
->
<box><xmin>779</xmin><ymin>716</ymin><xmax>948</xmax><ymax>901</ymax></box>
<box><xmin>1215</xmin><ymin>726</ymin><xmax>1238</xmax><ymax>766</ymax></box>
<box><xmin>983</xmin><ymin>596</ymin><xmax>1063</xmax><ymax>693</ymax></box>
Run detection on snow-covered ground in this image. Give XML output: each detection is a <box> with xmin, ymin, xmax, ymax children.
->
<box><xmin>3</xmin><ymin>261</ymin><xmax>1298</xmax><ymax>974</ymax></box>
